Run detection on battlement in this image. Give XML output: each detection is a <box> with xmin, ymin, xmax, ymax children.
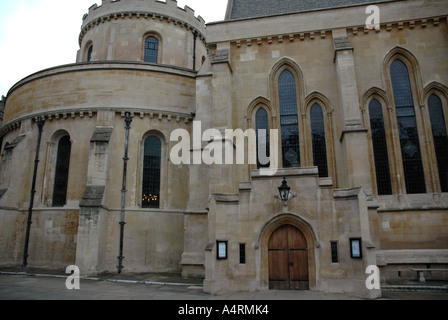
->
<box><xmin>81</xmin><ymin>0</ymin><xmax>206</xmax><ymax>34</ymax></box>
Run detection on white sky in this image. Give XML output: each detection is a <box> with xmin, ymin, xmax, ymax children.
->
<box><xmin>0</xmin><ymin>0</ymin><xmax>228</xmax><ymax>97</ymax></box>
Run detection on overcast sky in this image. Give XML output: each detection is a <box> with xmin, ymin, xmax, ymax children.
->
<box><xmin>0</xmin><ymin>0</ymin><xmax>228</xmax><ymax>97</ymax></box>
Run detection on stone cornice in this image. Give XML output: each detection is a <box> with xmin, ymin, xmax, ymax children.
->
<box><xmin>0</xmin><ymin>108</ymin><xmax>194</xmax><ymax>139</ymax></box>
<box><xmin>79</xmin><ymin>10</ymin><xmax>206</xmax><ymax>47</ymax></box>
<box><xmin>229</xmin><ymin>16</ymin><xmax>446</xmax><ymax>48</ymax></box>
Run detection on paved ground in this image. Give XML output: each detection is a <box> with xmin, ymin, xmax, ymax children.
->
<box><xmin>0</xmin><ymin>273</ymin><xmax>447</xmax><ymax>301</ymax></box>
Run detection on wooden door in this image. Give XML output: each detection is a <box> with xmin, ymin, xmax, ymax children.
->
<box><xmin>268</xmin><ymin>225</ymin><xmax>309</xmax><ymax>290</ymax></box>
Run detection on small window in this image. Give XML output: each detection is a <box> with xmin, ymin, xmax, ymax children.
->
<box><xmin>239</xmin><ymin>243</ymin><xmax>246</xmax><ymax>264</ymax></box>
<box><xmin>142</xmin><ymin>135</ymin><xmax>161</xmax><ymax>208</ymax></box>
<box><xmin>87</xmin><ymin>45</ymin><xmax>93</xmax><ymax>62</ymax></box>
<box><xmin>52</xmin><ymin>135</ymin><xmax>71</xmax><ymax>207</ymax></box>
<box><xmin>330</xmin><ymin>241</ymin><xmax>339</xmax><ymax>263</ymax></box>
<box><xmin>310</xmin><ymin>103</ymin><xmax>329</xmax><ymax>177</ymax></box>
<box><xmin>144</xmin><ymin>36</ymin><xmax>159</xmax><ymax>63</ymax></box>
<box><xmin>428</xmin><ymin>94</ymin><xmax>448</xmax><ymax>192</ymax></box>
<box><xmin>255</xmin><ymin>108</ymin><xmax>270</xmax><ymax>168</ymax></box>
<box><xmin>369</xmin><ymin>98</ymin><xmax>393</xmax><ymax>195</ymax></box>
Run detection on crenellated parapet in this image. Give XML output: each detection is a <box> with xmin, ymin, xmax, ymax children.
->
<box><xmin>80</xmin><ymin>0</ymin><xmax>206</xmax><ymax>45</ymax></box>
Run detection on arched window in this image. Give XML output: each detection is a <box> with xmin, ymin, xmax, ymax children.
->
<box><xmin>142</xmin><ymin>135</ymin><xmax>161</xmax><ymax>208</ymax></box>
<box><xmin>390</xmin><ymin>59</ymin><xmax>426</xmax><ymax>194</ymax></box>
<box><xmin>278</xmin><ymin>70</ymin><xmax>300</xmax><ymax>168</ymax></box>
<box><xmin>310</xmin><ymin>103</ymin><xmax>328</xmax><ymax>177</ymax></box>
<box><xmin>428</xmin><ymin>94</ymin><xmax>448</xmax><ymax>192</ymax></box>
<box><xmin>144</xmin><ymin>36</ymin><xmax>159</xmax><ymax>63</ymax></box>
<box><xmin>52</xmin><ymin>135</ymin><xmax>71</xmax><ymax>207</ymax></box>
<box><xmin>255</xmin><ymin>107</ymin><xmax>270</xmax><ymax>168</ymax></box>
<box><xmin>369</xmin><ymin>98</ymin><xmax>392</xmax><ymax>195</ymax></box>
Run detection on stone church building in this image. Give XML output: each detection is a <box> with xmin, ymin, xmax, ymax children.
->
<box><xmin>1</xmin><ymin>0</ymin><xmax>447</xmax><ymax>298</ymax></box>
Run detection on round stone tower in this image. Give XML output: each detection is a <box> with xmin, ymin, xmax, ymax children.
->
<box><xmin>0</xmin><ymin>0</ymin><xmax>207</xmax><ymax>274</ymax></box>
<box><xmin>77</xmin><ymin>0</ymin><xmax>207</xmax><ymax>69</ymax></box>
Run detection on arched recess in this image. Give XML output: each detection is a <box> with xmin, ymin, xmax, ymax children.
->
<box><xmin>84</xmin><ymin>40</ymin><xmax>94</xmax><ymax>62</ymax></box>
<box><xmin>422</xmin><ymin>81</ymin><xmax>448</xmax><ymax>193</ymax></box>
<box><xmin>360</xmin><ymin>87</ymin><xmax>398</xmax><ymax>195</ymax></box>
<box><xmin>382</xmin><ymin>46</ymin><xmax>431</xmax><ymax>194</ymax></box>
<box><xmin>257</xmin><ymin>213</ymin><xmax>318</xmax><ymax>291</ymax></box>
<box><xmin>304</xmin><ymin>91</ymin><xmax>335</xmax><ymax>180</ymax></box>
<box><xmin>383</xmin><ymin>46</ymin><xmax>424</xmax><ymax>106</ymax></box>
<box><xmin>245</xmin><ymin>96</ymin><xmax>275</xmax><ymax>128</ymax></box>
<box><xmin>42</xmin><ymin>129</ymin><xmax>72</xmax><ymax>207</ymax></box>
<box><xmin>136</xmin><ymin>130</ymin><xmax>167</xmax><ymax>209</ymax></box>
<box><xmin>246</xmin><ymin>97</ymin><xmax>275</xmax><ymax>171</ymax></box>
<box><xmin>269</xmin><ymin>57</ymin><xmax>307</xmax><ymax>168</ymax></box>
<box><xmin>141</xmin><ymin>31</ymin><xmax>163</xmax><ymax>64</ymax></box>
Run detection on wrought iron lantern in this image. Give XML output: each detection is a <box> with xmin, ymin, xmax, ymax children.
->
<box><xmin>278</xmin><ymin>177</ymin><xmax>291</xmax><ymax>203</ymax></box>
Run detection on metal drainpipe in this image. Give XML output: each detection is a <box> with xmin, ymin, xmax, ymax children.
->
<box><xmin>193</xmin><ymin>30</ymin><xmax>198</xmax><ymax>71</ymax></box>
<box><xmin>117</xmin><ymin>112</ymin><xmax>132</xmax><ymax>274</ymax></box>
<box><xmin>22</xmin><ymin>116</ymin><xmax>45</xmax><ymax>268</ymax></box>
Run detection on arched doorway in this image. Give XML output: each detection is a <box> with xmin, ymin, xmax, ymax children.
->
<box><xmin>268</xmin><ymin>224</ymin><xmax>309</xmax><ymax>290</ymax></box>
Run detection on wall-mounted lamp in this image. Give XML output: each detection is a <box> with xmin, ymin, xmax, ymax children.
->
<box><xmin>278</xmin><ymin>177</ymin><xmax>291</xmax><ymax>203</ymax></box>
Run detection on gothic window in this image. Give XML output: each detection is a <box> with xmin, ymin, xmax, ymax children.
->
<box><xmin>390</xmin><ymin>59</ymin><xmax>426</xmax><ymax>194</ymax></box>
<box><xmin>52</xmin><ymin>135</ymin><xmax>71</xmax><ymax>207</ymax></box>
<box><xmin>369</xmin><ymin>98</ymin><xmax>393</xmax><ymax>195</ymax></box>
<box><xmin>310</xmin><ymin>103</ymin><xmax>328</xmax><ymax>177</ymax></box>
<box><xmin>278</xmin><ymin>70</ymin><xmax>300</xmax><ymax>168</ymax></box>
<box><xmin>428</xmin><ymin>94</ymin><xmax>448</xmax><ymax>192</ymax></box>
<box><xmin>255</xmin><ymin>107</ymin><xmax>270</xmax><ymax>168</ymax></box>
<box><xmin>142</xmin><ymin>135</ymin><xmax>161</xmax><ymax>208</ymax></box>
<box><xmin>144</xmin><ymin>36</ymin><xmax>159</xmax><ymax>63</ymax></box>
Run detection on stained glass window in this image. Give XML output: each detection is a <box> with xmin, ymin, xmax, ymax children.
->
<box><xmin>52</xmin><ymin>135</ymin><xmax>71</xmax><ymax>207</ymax></box>
<box><xmin>142</xmin><ymin>136</ymin><xmax>161</xmax><ymax>208</ymax></box>
<box><xmin>391</xmin><ymin>59</ymin><xmax>426</xmax><ymax>194</ymax></box>
<box><xmin>278</xmin><ymin>70</ymin><xmax>300</xmax><ymax>168</ymax></box>
<box><xmin>144</xmin><ymin>37</ymin><xmax>159</xmax><ymax>63</ymax></box>
<box><xmin>310</xmin><ymin>103</ymin><xmax>328</xmax><ymax>177</ymax></box>
<box><xmin>256</xmin><ymin>107</ymin><xmax>270</xmax><ymax>168</ymax></box>
<box><xmin>369</xmin><ymin>99</ymin><xmax>392</xmax><ymax>195</ymax></box>
<box><xmin>428</xmin><ymin>94</ymin><xmax>448</xmax><ymax>192</ymax></box>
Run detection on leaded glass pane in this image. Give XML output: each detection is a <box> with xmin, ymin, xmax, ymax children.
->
<box><xmin>144</xmin><ymin>37</ymin><xmax>159</xmax><ymax>63</ymax></box>
<box><xmin>428</xmin><ymin>94</ymin><xmax>448</xmax><ymax>192</ymax></box>
<box><xmin>278</xmin><ymin>70</ymin><xmax>300</xmax><ymax>168</ymax></box>
<box><xmin>256</xmin><ymin>108</ymin><xmax>270</xmax><ymax>168</ymax></box>
<box><xmin>391</xmin><ymin>59</ymin><xmax>426</xmax><ymax>194</ymax></box>
<box><xmin>369</xmin><ymin>99</ymin><xmax>392</xmax><ymax>195</ymax></box>
<box><xmin>310</xmin><ymin>103</ymin><xmax>328</xmax><ymax>177</ymax></box>
<box><xmin>142</xmin><ymin>136</ymin><xmax>161</xmax><ymax>208</ymax></box>
<box><xmin>53</xmin><ymin>135</ymin><xmax>71</xmax><ymax>207</ymax></box>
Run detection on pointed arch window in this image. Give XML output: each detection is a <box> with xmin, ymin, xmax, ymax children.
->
<box><xmin>142</xmin><ymin>135</ymin><xmax>161</xmax><ymax>208</ymax></box>
<box><xmin>278</xmin><ymin>70</ymin><xmax>300</xmax><ymax>168</ymax></box>
<box><xmin>369</xmin><ymin>98</ymin><xmax>392</xmax><ymax>195</ymax></box>
<box><xmin>428</xmin><ymin>94</ymin><xmax>448</xmax><ymax>192</ymax></box>
<box><xmin>310</xmin><ymin>103</ymin><xmax>328</xmax><ymax>177</ymax></box>
<box><xmin>390</xmin><ymin>59</ymin><xmax>426</xmax><ymax>194</ymax></box>
<box><xmin>52</xmin><ymin>135</ymin><xmax>71</xmax><ymax>207</ymax></box>
<box><xmin>255</xmin><ymin>107</ymin><xmax>270</xmax><ymax>168</ymax></box>
<box><xmin>144</xmin><ymin>36</ymin><xmax>159</xmax><ymax>64</ymax></box>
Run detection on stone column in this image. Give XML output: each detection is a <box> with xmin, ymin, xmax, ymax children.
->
<box><xmin>75</xmin><ymin>126</ymin><xmax>113</xmax><ymax>275</ymax></box>
<box><xmin>333</xmin><ymin>29</ymin><xmax>373</xmax><ymax>195</ymax></box>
